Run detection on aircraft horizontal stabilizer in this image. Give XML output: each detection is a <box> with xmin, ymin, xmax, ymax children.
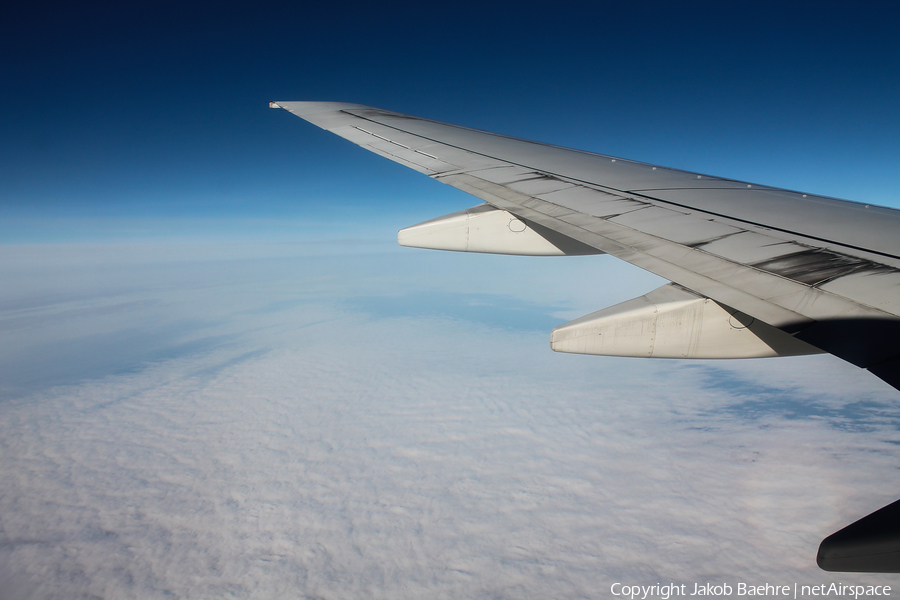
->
<box><xmin>399</xmin><ymin>204</ymin><xmax>603</xmax><ymax>256</ymax></box>
<box><xmin>551</xmin><ymin>284</ymin><xmax>823</xmax><ymax>359</ymax></box>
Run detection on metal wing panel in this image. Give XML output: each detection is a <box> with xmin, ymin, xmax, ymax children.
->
<box><xmin>697</xmin><ymin>232</ymin><xmax>810</xmax><ymax>264</ymax></box>
<box><xmin>343</xmin><ymin>107</ymin><xmax>752</xmax><ymax>191</ymax></box>
<box><xmin>539</xmin><ymin>187</ymin><xmax>648</xmax><ymax>218</ymax></box>
<box><xmin>608</xmin><ymin>207</ymin><xmax>743</xmax><ymax>246</ymax></box>
<box><xmin>642</xmin><ymin>187</ymin><xmax>900</xmax><ymax>261</ymax></box>
<box><xmin>361</xmin><ymin>142</ymin><xmax>456</xmax><ymax>175</ymax></box>
<box><xmin>821</xmin><ymin>271</ymin><xmax>900</xmax><ymax>316</ymax></box>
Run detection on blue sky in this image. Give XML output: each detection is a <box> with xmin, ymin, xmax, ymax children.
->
<box><xmin>3</xmin><ymin>0</ymin><xmax>899</xmax><ymax>242</ymax></box>
<box><xmin>3</xmin><ymin>1</ymin><xmax>900</xmax><ymax>596</ymax></box>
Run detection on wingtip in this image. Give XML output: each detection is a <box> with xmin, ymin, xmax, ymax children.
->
<box><xmin>270</xmin><ymin>101</ymin><xmax>374</xmax><ymax>116</ymax></box>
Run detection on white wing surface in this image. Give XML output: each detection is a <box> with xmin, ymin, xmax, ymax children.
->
<box><xmin>272</xmin><ymin>101</ymin><xmax>900</xmax><ymax>392</ymax></box>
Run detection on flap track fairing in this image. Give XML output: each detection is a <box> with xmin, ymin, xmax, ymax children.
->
<box><xmin>551</xmin><ymin>284</ymin><xmax>823</xmax><ymax>359</ymax></box>
<box><xmin>398</xmin><ymin>204</ymin><xmax>603</xmax><ymax>256</ymax></box>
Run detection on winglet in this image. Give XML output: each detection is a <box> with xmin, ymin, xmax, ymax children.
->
<box><xmin>269</xmin><ymin>101</ymin><xmax>282</xmax><ymax>109</ymax></box>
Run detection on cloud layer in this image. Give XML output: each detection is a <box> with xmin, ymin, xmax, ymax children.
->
<box><xmin>0</xmin><ymin>244</ymin><xmax>898</xmax><ymax>598</ymax></box>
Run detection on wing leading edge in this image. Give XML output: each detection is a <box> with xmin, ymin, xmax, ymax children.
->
<box><xmin>272</xmin><ymin>101</ymin><xmax>900</xmax><ymax>571</ymax></box>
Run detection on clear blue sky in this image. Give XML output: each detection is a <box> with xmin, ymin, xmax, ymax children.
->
<box><xmin>2</xmin><ymin>0</ymin><xmax>899</xmax><ymax>242</ymax></box>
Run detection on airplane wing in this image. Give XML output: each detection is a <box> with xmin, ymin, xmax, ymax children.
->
<box><xmin>273</xmin><ymin>101</ymin><xmax>900</xmax><ymax>390</ymax></box>
<box><xmin>271</xmin><ymin>101</ymin><xmax>900</xmax><ymax>571</ymax></box>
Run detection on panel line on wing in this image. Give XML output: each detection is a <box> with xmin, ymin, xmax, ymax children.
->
<box><xmin>354</xmin><ymin>126</ymin><xmax>410</xmax><ymax>148</ymax></box>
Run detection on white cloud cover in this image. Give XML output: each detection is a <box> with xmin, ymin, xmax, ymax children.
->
<box><xmin>0</xmin><ymin>243</ymin><xmax>898</xmax><ymax>598</ymax></box>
